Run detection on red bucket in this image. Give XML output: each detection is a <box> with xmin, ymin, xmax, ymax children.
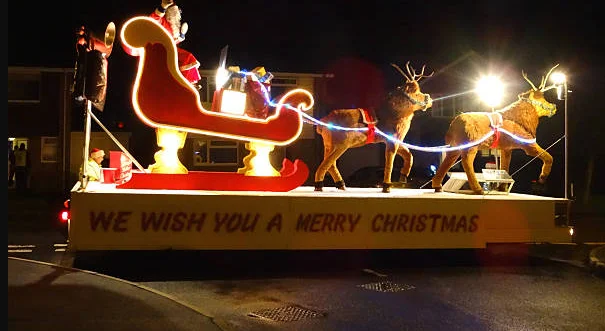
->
<box><xmin>102</xmin><ymin>168</ymin><xmax>117</xmax><ymax>184</ymax></box>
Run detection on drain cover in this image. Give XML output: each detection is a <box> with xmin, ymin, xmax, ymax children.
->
<box><xmin>357</xmin><ymin>281</ymin><xmax>415</xmax><ymax>292</ymax></box>
<box><xmin>248</xmin><ymin>305</ymin><xmax>324</xmax><ymax>322</ymax></box>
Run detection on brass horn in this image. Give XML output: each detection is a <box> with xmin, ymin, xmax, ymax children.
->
<box><xmin>89</xmin><ymin>22</ymin><xmax>116</xmax><ymax>57</ymax></box>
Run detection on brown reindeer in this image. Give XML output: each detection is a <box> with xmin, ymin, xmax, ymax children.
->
<box><xmin>431</xmin><ymin>64</ymin><xmax>560</xmax><ymax>194</ymax></box>
<box><xmin>314</xmin><ymin>62</ymin><xmax>433</xmax><ymax>193</ymax></box>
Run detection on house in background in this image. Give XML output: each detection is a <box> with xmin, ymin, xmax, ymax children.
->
<box><xmin>8</xmin><ymin>67</ymin><xmax>74</xmax><ymax>194</ymax></box>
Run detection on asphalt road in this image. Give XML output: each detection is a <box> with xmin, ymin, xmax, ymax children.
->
<box><xmin>8</xmin><ymin>231</ymin><xmax>605</xmax><ymax>331</ymax></box>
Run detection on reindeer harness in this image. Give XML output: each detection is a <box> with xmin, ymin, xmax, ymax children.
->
<box><xmin>520</xmin><ymin>97</ymin><xmax>556</xmax><ymax>117</ymax></box>
<box><xmin>403</xmin><ymin>91</ymin><xmax>431</xmax><ymax>108</ymax></box>
<box><xmin>358</xmin><ymin>108</ymin><xmax>377</xmax><ymax>144</ymax></box>
<box><xmin>486</xmin><ymin>112</ymin><xmax>503</xmax><ymax>148</ymax></box>
<box><xmin>473</xmin><ymin>95</ymin><xmax>551</xmax><ymax>149</ymax></box>
<box><xmin>357</xmin><ymin>90</ymin><xmax>429</xmax><ymax>145</ymax></box>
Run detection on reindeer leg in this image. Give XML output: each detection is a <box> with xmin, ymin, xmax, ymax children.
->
<box><xmin>432</xmin><ymin>150</ymin><xmax>461</xmax><ymax>192</ymax></box>
<box><xmin>522</xmin><ymin>143</ymin><xmax>553</xmax><ymax>184</ymax></box>
<box><xmin>499</xmin><ymin>149</ymin><xmax>512</xmax><ymax>172</ymax></box>
<box><xmin>328</xmin><ymin>145</ymin><xmax>350</xmax><ymax>190</ymax></box>
<box><xmin>382</xmin><ymin>143</ymin><xmax>398</xmax><ymax>193</ymax></box>
<box><xmin>461</xmin><ymin>147</ymin><xmax>482</xmax><ymax>194</ymax></box>
<box><xmin>314</xmin><ymin>145</ymin><xmax>334</xmax><ymax>191</ymax></box>
<box><xmin>394</xmin><ymin>144</ymin><xmax>413</xmax><ymax>187</ymax></box>
<box><xmin>315</xmin><ymin>145</ymin><xmax>349</xmax><ymax>191</ymax></box>
<box><xmin>327</xmin><ymin>164</ymin><xmax>346</xmax><ymax>190</ymax></box>
<box><xmin>498</xmin><ymin>149</ymin><xmax>512</xmax><ymax>191</ymax></box>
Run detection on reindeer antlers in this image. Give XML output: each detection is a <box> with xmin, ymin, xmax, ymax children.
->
<box><xmin>522</xmin><ymin>70</ymin><xmax>538</xmax><ymax>90</ymax></box>
<box><xmin>391</xmin><ymin>62</ymin><xmax>434</xmax><ymax>82</ymax></box>
<box><xmin>522</xmin><ymin>64</ymin><xmax>560</xmax><ymax>91</ymax></box>
<box><xmin>540</xmin><ymin>64</ymin><xmax>560</xmax><ymax>91</ymax></box>
<box><xmin>391</xmin><ymin>63</ymin><xmax>411</xmax><ymax>81</ymax></box>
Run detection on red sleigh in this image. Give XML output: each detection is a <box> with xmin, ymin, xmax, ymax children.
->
<box><xmin>118</xmin><ymin>16</ymin><xmax>314</xmax><ymax>191</ymax></box>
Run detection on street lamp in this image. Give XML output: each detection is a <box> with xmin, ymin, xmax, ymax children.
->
<box><xmin>551</xmin><ymin>71</ymin><xmax>569</xmax><ymax>199</ymax></box>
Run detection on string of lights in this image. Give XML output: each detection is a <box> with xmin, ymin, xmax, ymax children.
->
<box><xmin>236</xmin><ymin>71</ymin><xmax>538</xmax><ymax>153</ymax></box>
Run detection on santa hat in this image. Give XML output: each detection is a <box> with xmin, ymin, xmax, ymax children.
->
<box><xmin>90</xmin><ymin>148</ymin><xmax>105</xmax><ymax>158</ymax></box>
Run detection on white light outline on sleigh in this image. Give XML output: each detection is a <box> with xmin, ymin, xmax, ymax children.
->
<box><xmin>120</xmin><ymin>16</ymin><xmax>314</xmax><ymax>146</ymax></box>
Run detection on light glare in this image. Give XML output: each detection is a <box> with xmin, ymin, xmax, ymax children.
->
<box><xmin>215</xmin><ymin>67</ymin><xmax>230</xmax><ymax>88</ymax></box>
<box><xmin>476</xmin><ymin>76</ymin><xmax>504</xmax><ymax>108</ymax></box>
<box><xmin>551</xmin><ymin>72</ymin><xmax>566</xmax><ymax>85</ymax></box>
<box><xmin>220</xmin><ymin>90</ymin><xmax>247</xmax><ymax>115</ymax></box>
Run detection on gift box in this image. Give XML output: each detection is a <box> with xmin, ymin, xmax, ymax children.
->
<box><xmin>212</xmin><ymin>88</ymin><xmax>247</xmax><ymax>115</ymax></box>
<box><xmin>245</xmin><ymin>80</ymin><xmax>270</xmax><ymax>119</ymax></box>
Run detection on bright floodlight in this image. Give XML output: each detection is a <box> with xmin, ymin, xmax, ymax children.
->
<box><xmin>476</xmin><ymin>76</ymin><xmax>504</xmax><ymax>108</ymax></box>
<box><xmin>215</xmin><ymin>67</ymin><xmax>230</xmax><ymax>88</ymax></box>
<box><xmin>551</xmin><ymin>72</ymin><xmax>566</xmax><ymax>85</ymax></box>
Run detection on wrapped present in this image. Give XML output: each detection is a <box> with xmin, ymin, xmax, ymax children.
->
<box><xmin>239</xmin><ymin>66</ymin><xmax>272</xmax><ymax>119</ymax></box>
<box><xmin>252</xmin><ymin>66</ymin><xmax>266</xmax><ymax>77</ymax></box>
<box><xmin>259</xmin><ymin>72</ymin><xmax>274</xmax><ymax>84</ymax></box>
<box><xmin>252</xmin><ymin>66</ymin><xmax>273</xmax><ymax>84</ymax></box>
<box><xmin>245</xmin><ymin>80</ymin><xmax>269</xmax><ymax>119</ymax></box>
<box><xmin>212</xmin><ymin>88</ymin><xmax>247</xmax><ymax>115</ymax></box>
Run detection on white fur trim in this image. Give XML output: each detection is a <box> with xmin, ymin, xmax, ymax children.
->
<box><xmin>155</xmin><ymin>8</ymin><xmax>166</xmax><ymax>17</ymax></box>
<box><xmin>91</xmin><ymin>150</ymin><xmax>105</xmax><ymax>158</ymax></box>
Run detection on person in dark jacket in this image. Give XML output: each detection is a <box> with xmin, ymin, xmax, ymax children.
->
<box><xmin>14</xmin><ymin>143</ymin><xmax>30</xmax><ymax>194</ymax></box>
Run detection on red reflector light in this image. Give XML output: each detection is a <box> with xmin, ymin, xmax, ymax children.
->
<box><xmin>60</xmin><ymin>211</ymin><xmax>70</xmax><ymax>223</ymax></box>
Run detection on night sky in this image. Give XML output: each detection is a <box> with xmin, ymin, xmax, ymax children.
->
<box><xmin>10</xmin><ymin>1</ymin><xmax>603</xmax><ymax>106</ymax></box>
<box><xmin>9</xmin><ymin>1</ymin><xmax>602</xmax><ymax>72</ymax></box>
<box><xmin>8</xmin><ymin>1</ymin><xmax>605</xmax><ymax>194</ymax></box>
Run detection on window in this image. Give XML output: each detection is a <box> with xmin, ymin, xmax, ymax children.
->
<box><xmin>192</xmin><ymin>138</ymin><xmax>239</xmax><ymax>166</ymax></box>
<box><xmin>269</xmin><ymin>77</ymin><xmax>298</xmax><ymax>102</ymax></box>
<box><xmin>272</xmin><ymin>78</ymin><xmax>298</xmax><ymax>86</ymax></box>
<box><xmin>432</xmin><ymin>93</ymin><xmax>483</xmax><ymax>118</ymax></box>
<box><xmin>196</xmin><ymin>76</ymin><xmax>216</xmax><ymax>103</ymax></box>
<box><xmin>41</xmin><ymin>137</ymin><xmax>58</xmax><ymax>163</ymax></box>
<box><xmin>431</xmin><ymin>96</ymin><xmax>457</xmax><ymax>118</ymax></box>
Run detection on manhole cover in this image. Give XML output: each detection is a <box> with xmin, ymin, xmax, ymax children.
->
<box><xmin>248</xmin><ymin>305</ymin><xmax>324</xmax><ymax>322</ymax></box>
<box><xmin>357</xmin><ymin>281</ymin><xmax>415</xmax><ymax>292</ymax></box>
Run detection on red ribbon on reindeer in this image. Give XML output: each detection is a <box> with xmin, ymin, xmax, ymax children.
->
<box><xmin>490</xmin><ymin>129</ymin><xmax>501</xmax><ymax>149</ymax></box>
<box><xmin>359</xmin><ymin>108</ymin><xmax>377</xmax><ymax>144</ymax></box>
<box><xmin>487</xmin><ymin>112</ymin><xmax>503</xmax><ymax>149</ymax></box>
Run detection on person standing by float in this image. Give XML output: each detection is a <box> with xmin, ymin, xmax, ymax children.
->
<box><xmin>80</xmin><ymin>148</ymin><xmax>105</xmax><ymax>182</ymax></box>
<box><xmin>13</xmin><ymin>143</ymin><xmax>30</xmax><ymax>194</ymax></box>
<box><xmin>149</xmin><ymin>0</ymin><xmax>201</xmax><ymax>87</ymax></box>
<box><xmin>8</xmin><ymin>145</ymin><xmax>17</xmax><ymax>187</ymax></box>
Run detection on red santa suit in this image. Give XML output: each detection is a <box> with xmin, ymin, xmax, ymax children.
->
<box><xmin>150</xmin><ymin>4</ymin><xmax>201</xmax><ymax>84</ymax></box>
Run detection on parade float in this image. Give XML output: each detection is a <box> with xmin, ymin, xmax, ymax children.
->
<box><xmin>65</xmin><ymin>15</ymin><xmax>572</xmax><ymax>253</ymax></box>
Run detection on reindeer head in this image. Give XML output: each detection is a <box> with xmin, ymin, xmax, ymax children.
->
<box><xmin>519</xmin><ymin>64</ymin><xmax>559</xmax><ymax>117</ymax></box>
<box><xmin>390</xmin><ymin>62</ymin><xmax>434</xmax><ymax>112</ymax></box>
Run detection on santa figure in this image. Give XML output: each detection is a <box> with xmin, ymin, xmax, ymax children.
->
<box><xmin>150</xmin><ymin>0</ymin><xmax>201</xmax><ymax>86</ymax></box>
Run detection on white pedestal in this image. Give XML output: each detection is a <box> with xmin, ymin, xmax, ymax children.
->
<box><xmin>443</xmin><ymin>169</ymin><xmax>515</xmax><ymax>194</ymax></box>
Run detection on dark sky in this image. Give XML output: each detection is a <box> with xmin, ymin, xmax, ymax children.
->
<box><xmin>11</xmin><ymin>1</ymin><xmax>602</xmax><ymax>115</ymax></box>
<box><xmin>9</xmin><ymin>1</ymin><xmax>605</xmax><ymax>193</ymax></box>
<box><xmin>9</xmin><ymin>1</ymin><xmax>602</xmax><ymax>72</ymax></box>
<box><xmin>9</xmin><ymin>1</ymin><xmax>603</xmax><ymax>112</ymax></box>
<box><xmin>9</xmin><ymin>1</ymin><xmax>603</xmax><ymax>117</ymax></box>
